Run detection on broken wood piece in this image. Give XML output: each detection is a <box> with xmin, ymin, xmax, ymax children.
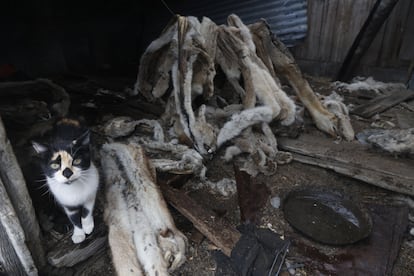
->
<box><xmin>0</xmin><ymin>117</ymin><xmax>45</xmax><ymax>269</ymax></box>
<box><xmin>351</xmin><ymin>88</ymin><xmax>414</xmax><ymax>118</ymax></box>
<box><xmin>159</xmin><ymin>181</ymin><xmax>241</xmax><ymax>257</ymax></box>
<box><xmin>234</xmin><ymin>164</ymin><xmax>270</xmax><ymax>224</ymax></box>
<box><xmin>278</xmin><ymin>133</ymin><xmax>414</xmax><ymax>196</ymax></box>
<box><xmin>47</xmin><ymin>225</ymin><xmax>107</xmax><ymax>268</ymax></box>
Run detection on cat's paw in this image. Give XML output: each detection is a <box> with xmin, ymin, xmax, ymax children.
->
<box><xmin>82</xmin><ymin>218</ymin><xmax>94</xmax><ymax>235</ymax></box>
<box><xmin>72</xmin><ymin>232</ymin><xmax>86</xmax><ymax>243</ymax></box>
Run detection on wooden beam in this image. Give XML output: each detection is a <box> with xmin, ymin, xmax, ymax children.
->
<box><xmin>0</xmin><ymin>117</ymin><xmax>46</xmax><ymax>268</ymax></box>
<box><xmin>337</xmin><ymin>0</ymin><xmax>400</xmax><ymax>81</ymax></box>
<box><xmin>0</xmin><ymin>177</ymin><xmax>37</xmax><ymax>275</ymax></box>
<box><xmin>278</xmin><ymin>133</ymin><xmax>414</xmax><ymax>196</ymax></box>
<box><xmin>159</xmin><ymin>182</ymin><xmax>241</xmax><ymax>257</ymax></box>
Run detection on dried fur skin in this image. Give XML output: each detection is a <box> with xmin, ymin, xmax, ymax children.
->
<box><xmin>248</xmin><ymin>20</ymin><xmax>354</xmax><ymax>140</ymax></box>
<box><xmin>133</xmin><ymin>21</ymin><xmax>178</xmax><ymax>100</ymax></box>
<box><xmin>101</xmin><ymin>143</ymin><xmax>187</xmax><ymax>275</ymax></box>
<box><xmin>173</xmin><ymin>16</ymin><xmax>218</xmax><ymax>156</ymax></box>
<box><xmin>103</xmin><ymin>159</ymin><xmax>143</xmax><ymax>276</ymax></box>
<box><xmin>103</xmin><ymin>116</ymin><xmax>206</xmax><ymax>178</ymax></box>
<box><xmin>133</xmin><ymin>14</ymin><xmax>354</xmax><ymax>177</ymax></box>
<box><xmin>217</xmin><ymin>106</ymin><xmax>273</xmax><ymax>147</ymax></box>
<box><xmin>320</xmin><ymin>93</ymin><xmax>354</xmax><ymax>141</ymax></box>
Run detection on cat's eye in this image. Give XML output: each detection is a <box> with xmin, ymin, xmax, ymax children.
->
<box><xmin>73</xmin><ymin>158</ymin><xmax>82</xmax><ymax>165</ymax></box>
<box><xmin>50</xmin><ymin>163</ymin><xmax>60</xmax><ymax>169</ymax></box>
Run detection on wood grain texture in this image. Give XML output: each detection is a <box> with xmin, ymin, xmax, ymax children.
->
<box><xmin>278</xmin><ymin>133</ymin><xmax>414</xmax><ymax>196</ymax></box>
<box><xmin>291</xmin><ymin>0</ymin><xmax>413</xmax><ymax>77</ymax></box>
<box><xmin>351</xmin><ymin>88</ymin><xmax>414</xmax><ymax>118</ymax></box>
<box><xmin>0</xmin><ymin>177</ymin><xmax>37</xmax><ymax>276</ymax></box>
<box><xmin>0</xmin><ymin>117</ymin><xmax>45</xmax><ymax>268</ymax></box>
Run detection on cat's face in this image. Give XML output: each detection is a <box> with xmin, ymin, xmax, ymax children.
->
<box><xmin>33</xmin><ymin>131</ymin><xmax>91</xmax><ymax>185</ymax></box>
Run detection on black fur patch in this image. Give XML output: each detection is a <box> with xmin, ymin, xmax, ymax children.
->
<box><xmin>81</xmin><ymin>207</ymin><xmax>90</xmax><ymax>219</ymax></box>
<box><xmin>65</xmin><ymin>205</ymin><xmax>81</xmax><ymax>212</ymax></box>
<box><xmin>68</xmin><ymin>210</ymin><xmax>82</xmax><ymax>228</ymax></box>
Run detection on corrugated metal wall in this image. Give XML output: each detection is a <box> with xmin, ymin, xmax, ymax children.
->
<box><xmin>172</xmin><ymin>0</ymin><xmax>308</xmax><ymax>46</ymax></box>
<box><xmin>291</xmin><ymin>0</ymin><xmax>414</xmax><ymax>81</ymax></box>
<box><xmin>171</xmin><ymin>0</ymin><xmax>413</xmax><ymax>81</ymax></box>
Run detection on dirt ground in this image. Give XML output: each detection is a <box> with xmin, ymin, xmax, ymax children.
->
<box><xmin>8</xmin><ymin>75</ymin><xmax>414</xmax><ymax>275</ymax></box>
<box><xmin>169</xmin><ymin>77</ymin><xmax>414</xmax><ymax>276</ymax></box>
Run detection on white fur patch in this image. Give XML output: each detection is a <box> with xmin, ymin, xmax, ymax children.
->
<box><xmin>101</xmin><ymin>143</ymin><xmax>187</xmax><ymax>275</ymax></box>
<box><xmin>47</xmin><ymin>163</ymin><xmax>99</xmax><ymax>207</ymax></box>
<box><xmin>217</xmin><ymin>106</ymin><xmax>273</xmax><ymax>147</ymax></box>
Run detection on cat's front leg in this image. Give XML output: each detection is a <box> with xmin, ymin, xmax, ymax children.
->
<box><xmin>64</xmin><ymin>206</ymin><xmax>86</xmax><ymax>243</ymax></box>
<box><xmin>81</xmin><ymin>198</ymin><xmax>96</xmax><ymax>235</ymax></box>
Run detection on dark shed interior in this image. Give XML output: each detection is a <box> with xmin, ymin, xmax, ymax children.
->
<box><xmin>0</xmin><ymin>0</ymin><xmax>413</xmax><ymax>275</ymax></box>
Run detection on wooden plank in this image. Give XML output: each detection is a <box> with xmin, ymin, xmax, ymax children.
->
<box><xmin>292</xmin><ymin>0</ymin><xmax>376</xmax><ymax>64</ymax></box>
<box><xmin>399</xmin><ymin>0</ymin><xmax>414</xmax><ymax>60</ymax></box>
<box><xmin>0</xmin><ymin>177</ymin><xmax>37</xmax><ymax>276</ymax></box>
<box><xmin>350</xmin><ymin>88</ymin><xmax>414</xmax><ymax>118</ymax></box>
<box><xmin>336</xmin><ymin>0</ymin><xmax>400</xmax><ymax>81</ymax></box>
<box><xmin>278</xmin><ymin>133</ymin><xmax>414</xmax><ymax>196</ymax></box>
<box><xmin>47</xmin><ymin>224</ymin><xmax>107</xmax><ymax>268</ymax></box>
<box><xmin>159</xmin><ymin>182</ymin><xmax>241</xmax><ymax>257</ymax></box>
<box><xmin>0</xmin><ymin>117</ymin><xmax>46</xmax><ymax>268</ymax></box>
<box><xmin>48</xmin><ymin>237</ymin><xmax>107</xmax><ymax>268</ymax></box>
<box><xmin>0</xmin><ymin>222</ymin><xmax>26</xmax><ymax>276</ymax></box>
<box><xmin>378</xmin><ymin>0</ymin><xmax>412</xmax><ymax>66</ymax></box>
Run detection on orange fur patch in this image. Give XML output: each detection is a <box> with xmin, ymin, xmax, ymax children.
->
<box><xmin>57</xmin><ymin>118</ymin><xmax>80</xmax><ymax>127</ymax></box>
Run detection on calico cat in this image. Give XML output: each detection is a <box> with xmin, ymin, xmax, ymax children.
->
<box><xmin>32</xmin><ymin>118</ymin><xmax>99</xmax><ymax>243</ymax></box>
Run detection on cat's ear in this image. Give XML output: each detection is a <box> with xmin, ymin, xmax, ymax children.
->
<box><xmin>32</xmin><ymin>141</ymin><xmax>48</xmax><ymax>154</ymax></box>
<box><xmin>74</xmin><ymin>130</ymin><xmax>90</xmax><ymax>146</ymax></box>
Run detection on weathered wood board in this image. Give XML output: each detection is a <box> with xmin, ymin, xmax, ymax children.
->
<box><xmin>0</xmin><ymin>177</ymin><xmax>37</xmax><ymax>276</ymax></box>
<box><xmin>350</xmin><ymin>89</ymin><xmax>414</xmax><ymax>118</ymax></box>
<box><xmin>0</xmin><ymin>117</ymin><xmax>45</xmax><ymax>268</ymax></box>
<box><xmin>47</xmin><ymin>225</ymin><xmax>107</xmax><ymax>268</ymax></box>
<box><xmin>278</xmin><ymin>133</ymin><xmax>414</xmax><ymax>196</ymax></box>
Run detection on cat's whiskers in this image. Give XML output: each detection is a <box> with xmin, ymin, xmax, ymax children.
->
<box><xmin>75</xmin><ymin>175</ymin><xmax>88</xmax><ymax>186</ymax></box>
<box><xmin>41</xmin><ymin>188</ymin><xmax>51</xmax><ymax>197</ymax></box>
<box><xmin>34</xmin><ymin>172</ymin><xmax>48</xmax><ymax>183</ymax></box>
<box><xmin>37</xmin><ymin>182</ymin><xmax>49</xmax><ymax>189</ymax></box>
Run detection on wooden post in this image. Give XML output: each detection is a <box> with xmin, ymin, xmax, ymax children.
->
<box><xmin>0</xmin><ymin>177</ymin><xmax>37</xmax><ymax>275</ymax></box>
<box><xmin>0</xmin><ymin>116</ymin><xmax>45</xmax><ymax>269</ymax></box>
<box><xmin>337</xmin><ymin>0</ymin><xmax>400</xmax><ymax>81</ymax></box>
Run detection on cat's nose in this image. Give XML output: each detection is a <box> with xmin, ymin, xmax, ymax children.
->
<box><xmin>63</xmin><ymin>168</ymin><xmax>73</xmax><ymax>179</ymax></box>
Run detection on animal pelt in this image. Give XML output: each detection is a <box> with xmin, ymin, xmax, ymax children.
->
<box><xmin>102</xmin><ymin>117</ymin><xmax>206</xmax><ymax>178</ymax></box>
<box><xmin>133</xmin><ymin>14</ymin><xmax>354</xmax><ymax>176</ymax></box>
<box><xmin>248</xmin><ymin>19</ymin><xmax>354</xmax><ymax>140</ymax></box>
<box><xmin>101</xmin><ymin>143</ymin><xmax>187</xmax><ymax>276</ymax></box>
